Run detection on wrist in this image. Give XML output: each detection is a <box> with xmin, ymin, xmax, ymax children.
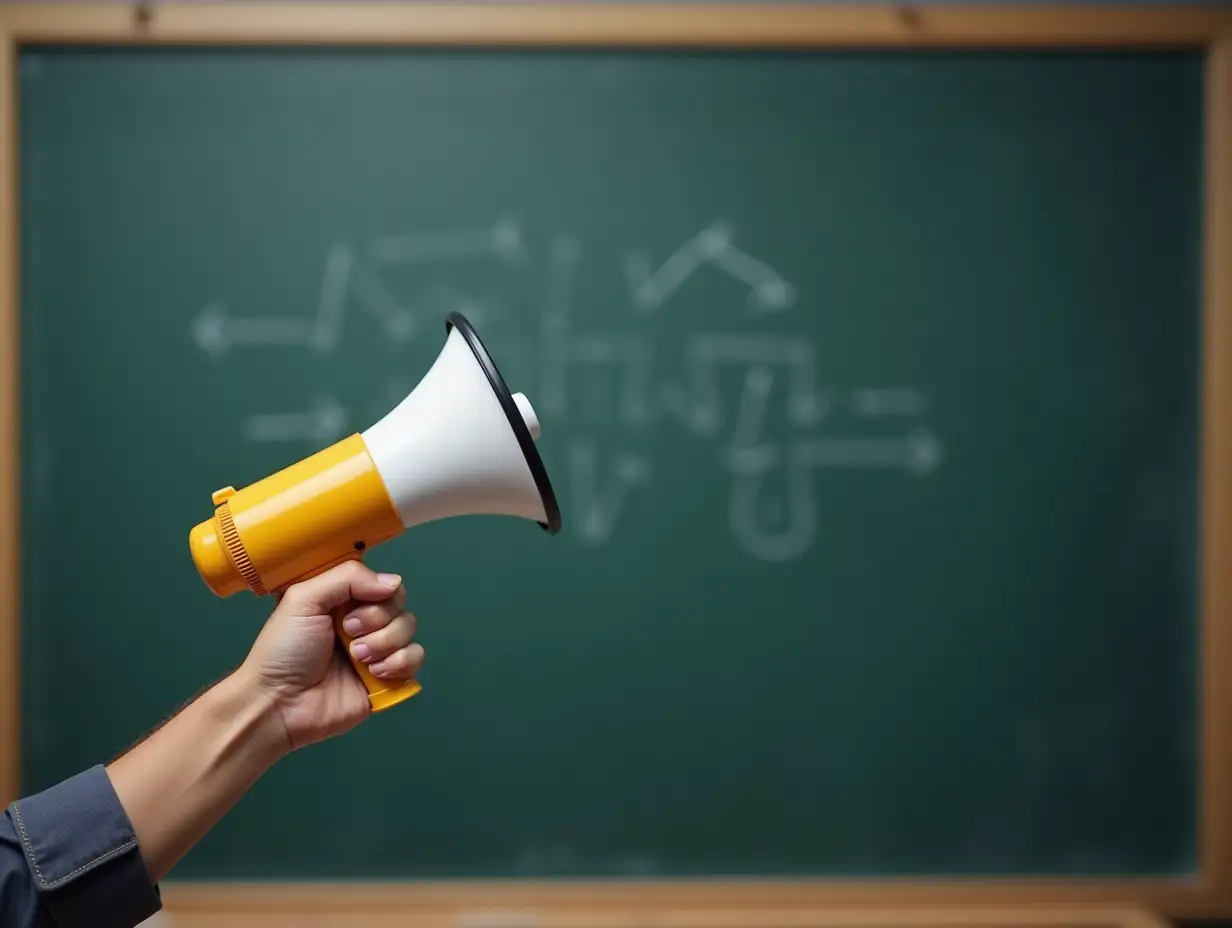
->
<box><xmin>207</xmin><ymin>667</ymin><xmax>294</xmax><ymax>765</ymax></box>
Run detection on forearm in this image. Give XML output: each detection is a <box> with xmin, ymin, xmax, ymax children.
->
<box><xmin>105</xmin><ymin>669</ymin><xmax>290</xmax><ymax>883</ymax></box>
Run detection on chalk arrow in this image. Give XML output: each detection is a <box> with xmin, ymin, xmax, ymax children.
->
<box><xmin>567</xmin><ymin>440</ymin><xmax>652</xmax><ymax>544</ymax></box>
<box><xmin>243</xmin><ymin>396</ymin><xmax>348</xmax><ymax>444</ymax></box>
<box><xmin>190</xmin><ymin>244</ymin><xmax>411</xmax><ymax>358</ymax></box>
<box><xmin>723</xmin><ymin>428</ymin><xmax>944</xmax><ymax>478</ymax></box>
<box><xmin>625</xmin><ymin>220</ymin><xmax>795</xmax><ymax>313</ymax></box>
<box><xmin>794</xmin><ymin>427</ymin><xmax>944</xmax><ymax>476</ymax></box>
<box><xmin>367</xmin><ymin>217</ymin><xmax>526</xmax><ymax>268</ymax></box>
<box><xmin>190</xmin><ymin>301</ymin><xmax>317</xmax><ymax>359</ymax></box>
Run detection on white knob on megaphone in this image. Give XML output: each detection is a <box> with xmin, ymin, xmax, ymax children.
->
<box><xmin>188</xmin><ymin>310</ymin><xmax>561</xmax><ymax>711</ymax></box>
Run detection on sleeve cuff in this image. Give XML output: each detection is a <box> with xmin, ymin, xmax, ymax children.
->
<box><xmin>8</xmin><ymin>764</ymin><xmax>162</xmax><ymax>928</ymax></box>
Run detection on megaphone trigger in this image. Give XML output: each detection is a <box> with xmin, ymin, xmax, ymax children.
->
<box><xmin>188</xmin><ymin>311</ymin><xmax>562</xmax><ymax>713</ymax></box>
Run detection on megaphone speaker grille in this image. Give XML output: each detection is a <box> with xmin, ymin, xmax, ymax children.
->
<box><xmin>445</xmin><ymin>311</ymin><xmax>562</xmax><ymax>535</ymax></box>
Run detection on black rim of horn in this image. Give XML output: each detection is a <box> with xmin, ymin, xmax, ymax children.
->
<box><xmin>444</xmin><ymin>310</ymin><xmax>562</xmax><ymax>535</ymax></box>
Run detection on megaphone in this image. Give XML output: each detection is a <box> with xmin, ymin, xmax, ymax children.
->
<box><xmin>188</xmin><ymin>311</ymin><xmax>561</xmax><ymax>711</ymax></box>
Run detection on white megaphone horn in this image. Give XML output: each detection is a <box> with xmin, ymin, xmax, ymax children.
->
<box><xmin>188</xmin><ymin>310</ymin><xmax>561</xmax><ymax>710</ymax></box>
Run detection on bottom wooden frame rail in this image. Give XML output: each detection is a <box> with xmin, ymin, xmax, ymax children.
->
<box><xmin>153</xmin><ymin>883</ymin><xmax>1176</xmax><ymax>928</ymax></box>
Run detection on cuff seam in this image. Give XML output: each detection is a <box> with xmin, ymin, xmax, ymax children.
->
<box><xmin>9</xmin><ymin>801</ymin><xmax>140</xmax><ymax>891</ymax></box>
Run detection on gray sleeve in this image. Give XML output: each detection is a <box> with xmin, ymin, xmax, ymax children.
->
<box><xmin>1</xmin><ymin>765</ymin><xmax>162</xmax><ymax>928</ymax></box>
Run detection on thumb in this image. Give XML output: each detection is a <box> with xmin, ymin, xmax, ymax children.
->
<box><xmin>280</xmin><ymin>560</ymin><xmax>402</xmax><ymax>616</ymax></box>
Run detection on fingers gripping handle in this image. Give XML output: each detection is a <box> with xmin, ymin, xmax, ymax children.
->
<box><xmin>333</xmin><ymin>604</ymin><xmax>422</xmax><ymax>712</ymax></box>
<box><xmin>279</xmin><ymin>552</ymin><xmax>422</xmax><ymax>713</ymax></box>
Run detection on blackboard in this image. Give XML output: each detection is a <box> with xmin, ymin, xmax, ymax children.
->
<box><xmin>16</xmin><ymin>44</ymin><xmax>1204</xmax><ymax>881</ymax></box>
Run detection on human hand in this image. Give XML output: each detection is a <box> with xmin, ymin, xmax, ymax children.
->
<box><xmin>237</xmin><ymin>560</ymin><xmax>425</xmax><ymax>752</ymax></box>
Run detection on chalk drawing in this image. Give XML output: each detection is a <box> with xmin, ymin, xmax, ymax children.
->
<box><xmin>368</xmin><ymin>217</ymin><xmax>525</xmax><ymax>268</ymax></box>
<box><xmin>794</xmin><ymin>427</ymin><xmax>944</xmax><ymax>476</ymax></box>
<box><xmin>567</xmin><ymin>439</ymin><xmax>652</xmax><ymax>544</ymax></box>
<box><xmin>192</xmin><ymin>219</ymin><xmax>527</xmax><ymax>359</ymax></box>
<box><xmin>725</xmin><ymin>446</ymin><xmax>819</xmax><ymax>562</ymax></box>
<box><xmin>626</xmin><ymin>220</ymin><xmax>795</xmax><ymax>313</ymax></box>
<box><xmin>349</xmin><ymin>260</ymin><xmax>416</xmax><ymax>344</ymax></box>
<box><xmin>850</xmin><ymin>387</ymin><xmax>928</xmax><ymax>418</ymax></box>
<box><xmin>540</xmin><ymin>235</ymin><xmax>655</xmax><ymax>425</ymax></box>
<box><xmin>662</xmin><ymin>334</ymin><xmax>827</xmax><ymax>436</ymax></box>
<box><xmin>191</xmin><ymin>243</ymin><xmax>417</xmax><ymax>357</ymax></box>
<box><xmin>539</xmin><ymin>235</ymin><xmax>581</xmax><ymax>418</ymax></box>
<box><xmin>731</xmin><ymin>366</ymin><xmax>776</xmax><ymax>447</ymax></box>
<box><xmin>243</xmin><ymin>395</ymin><xmax>348</xmax><ymax>444</ymax></box>
<box><xmin>720</xmin><ymin>367</ymin><xmax>814</xmax><ymax>561</ymax></box>
<box><xmin>197</xmin><ymin>218</ymin><xmax>944</xmax><ymax>559</ymax></box>
<box><xmin>721</xmin><ymin>428</ymin><xmax>944</xmax><ymax>560</ymax></box>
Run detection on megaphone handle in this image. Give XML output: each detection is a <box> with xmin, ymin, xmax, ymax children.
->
<box><xmin>278</xmin><ymin>554</ymin><xmax>423</xmax><ymax>713</ymax></box>
<box><xmin>333</xmin><ymin>601</ymin><xmax>423</xmax><ymax>712</ymax></box>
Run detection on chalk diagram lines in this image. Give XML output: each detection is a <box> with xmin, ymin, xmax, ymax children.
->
<box><xmin>190</xmin><ymin>218</ymin><xmax>523</xmax><ymax>359</ymax></box>
<box><xmin>242</xmin><ymin>373</ymin><xmax>437</xmax><ymax>446</ymax></box>
<box><xmin>367</xmin><ymin>216</ymin><xmax>525</xmax><ymax>267</ymax></box>
<box><xmin>722</xmin><ymin>368</ymin><xmax>818</xmax><ymax>562</ymax></box>
<box><xmin>190</xmin><ymin>218</ymin><xmax>523</xmax><ymax>441</ymax></box>
<box><xmin>362</xmin><ymin>216</ymin><xmax>522</xmax><ymax>341</ymax></box>
<box><xmin>622</xmin><ymin>222</ymin><xmax>942</xmax><ymax>561</ymax></box>
<box><xmin>539</xmin><ymin>234</ymin><xmax>655</xmax><ymax>427</ymax></box>
<box><xmin>621</xmin><ymin>221</ymin><xmax>816</xmax><ymax>435</ymax></box>
<box><xmin>534</xmin><ymin>234</ymin><xmax>653</xmax><ymax>541</ymax></box>
<box><xmin>721</xmin><ymin>368</ymin><xmax>944</xmax><ymax>562</ymax></box>
<box><xmin>660</xmin><ymin>334</ymin><xmax>829</xmax><ymax>438</ymax></box>
<box><xmin>539</xmin><ymin>226</ymin><xmax>815</xmax><ymax>437</ymax></box>
<box><xmin>626</xmin><ymin>220</ymin><xmax>795</xmax><ymax>314</ymax></box>
<box><xmin>188</xmin><ymin>215</ymin><xmax>946</xmax><ymax>562</ymax></box>
<box><xmin>244</xmin><ymin>395</ymin><xmax>349</xmax><ymax>444</ymax></box>
<box><xmin>567</xmin><ymin>438</ymin><xmax>653</xmax><ymax>545</ymax></box>
<box><xmin>191</xmin><ymin>243</ymin><xmax>412</xmax><ymax>358</ymax></box>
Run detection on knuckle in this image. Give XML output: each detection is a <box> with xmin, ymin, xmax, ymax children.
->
<box><xmin>362</xmin><ymin>618</ymin><xmax>404</xmax><ymax>653</ymax></box>
<box><xmin>379</xmin><ymin>649</ymin><xmax>409</xmax><ymax>672</ymax></box>
<box><xmin>359</xmin><ymin>602</ymin><xmax>393</xmax><ymax>628</ymax></box>
<box><xmin>280</xmin><ymin>583</ymin><xmax>316</xmax><ymax>614</ymax></box>
<box><xmin>279</xmin><ymin>583</ymin><xmax>305</xmax><ymax>607</ymax></box>
<box><xmin>365</xmin><ymin>633</ymin><xmax>395</xmax><ymax>658</ymax></box>
<box><xmin>383</xmin><ymin>615</ymin><xmax>413</xmax><ymax>646</ymax></box>
<box><xmin>340</xmin><ymin>559</ymin><xmax>370</xmax><ymax>581</ymax></box>
<box><xmin>389</xmin><ymin>612</ymin><xmax>413</xmax><ymax>640</ymax></box>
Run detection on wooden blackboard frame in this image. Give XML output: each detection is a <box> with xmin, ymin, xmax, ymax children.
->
<box><xmin>0</xmin><ymin>4</ymin><xmax>1230</xmax><ymax>926</ymax></box>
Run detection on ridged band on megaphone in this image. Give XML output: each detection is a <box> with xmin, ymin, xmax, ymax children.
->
<box><xmin>215</xmin><ymin>500</ymin><xmax>268</xmax><ymax>595</ymax></box>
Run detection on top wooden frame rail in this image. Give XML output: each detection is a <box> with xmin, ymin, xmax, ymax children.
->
<box><xmin>0</xmin><ymin>3</ymin><xmax>1226</xmax><ymax>48</ymax></box>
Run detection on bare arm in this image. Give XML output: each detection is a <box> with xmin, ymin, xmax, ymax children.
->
<box><xmin>49</xmin><ymin>560</ymin><xmax>420</xmax><ymax>912</ymax></box>
<box><xmin>104</xmin><ymin>670</ymin><xmax>288</xmax><ymax>883</ymax></box>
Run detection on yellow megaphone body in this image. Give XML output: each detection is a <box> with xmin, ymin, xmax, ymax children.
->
<box><xmin>188</xmin><ymin>311</ymin><xmax>561</xmax><ymax>711</ymax></box>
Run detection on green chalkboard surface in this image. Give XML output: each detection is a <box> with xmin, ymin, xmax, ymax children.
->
<box><xmin>18</xmin><ymin>46</ymin><xmax>1203</xmax><ymax>880</ymax></box>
